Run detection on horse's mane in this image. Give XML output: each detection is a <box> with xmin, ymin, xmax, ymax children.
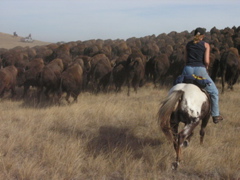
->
<box><xmin>158</xmin><ymin>90</ymin><xmax>184</xmax><ymax>142</ymax></box>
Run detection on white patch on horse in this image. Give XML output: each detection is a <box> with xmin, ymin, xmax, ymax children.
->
<box><xmin>182</xmin><ymin>118</ymin><xmax>200</xmax><ymax>137</ymax></box>
<box><xmin>183</xmin><ymin>125</ymin><xmax>191</xmax><ymax>136</ymax></box>
<box><xmin>170</xmin><ymin>83</ymin><xmax>207</xmax><ymax>118</ymax></box>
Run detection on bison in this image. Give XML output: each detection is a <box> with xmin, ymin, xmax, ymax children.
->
<box><xmin>74</xmin><ymin>55</ymin><xmax>91</xmax><ymax>90</ymax></box>
<box><xmin>0</xmin><ymin>65</ymin><xmax>18</xmax><ymax>98</ymax></box>
<box><xmin>167</xmin><ymin>45</ymin><xmax>185</xmax><ymax>84</ymax></box>
<box><xmin>112</xmin><ymin>54</ymin><xmax>128</xmax><ymax>92</ymax></box>
<box><xmin>151</xmin><ymin>53</ymin><xmax>170</xmax><ymax>88</ymax></box>
<box><xmin>125</xmin><ymin>53</ymin><xmax>145</xmax><ymax>96</ymax></box>
<box><xmin>90</xmin><ymin>54</ymin><xmax>112</xmax><ymax>93</ymax></box>
<box><xmin>1</xmin><ymin>48</ymin><xmax>29</xmax><ymax>68</ymax></box>
<box><xmin>17</xmin><ymin>58</ymin><xmax>45</xmax><ymax>98</ymax></box>
<box><xmin>209</xmin><ymin>47</ymin><xmax>221</xmax><ymax>82</ymax></box>
<box><xmin>38</xmin><ymin>58</ymin><xmax>64</xmax><ymax>102</ymax></box>
<box><xmin>59</xmin><ymin>56</ymin><xmax>91</xmax><ymax>103</ymax></box>
<box><xmin>220</xmin><ymin>47</ymin><xmax>240</xmax><ymax>93</ymax></box>
<box><xmin>60</xmin><ymin>62</ymin><xmax>84</xmax><ymax>103</ymax></box>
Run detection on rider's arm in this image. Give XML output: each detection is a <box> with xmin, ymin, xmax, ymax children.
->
<box><xmin>204</xmin><ymin>42</ymin><xmax>210</xmax><ymax>69</ymax></box>
<box><xmin>184</xmin><ymin>47</ymin><xmax>188</xmax><ymax>63</ymax></box>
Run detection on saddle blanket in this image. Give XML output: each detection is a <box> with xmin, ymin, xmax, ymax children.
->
<box><xmin>174</xmin><ymin>74</ymin><xmax>212</xmax><ymax>88</ymax></box>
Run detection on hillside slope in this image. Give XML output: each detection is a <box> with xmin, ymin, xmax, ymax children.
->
<box><xmin>0</xmin><ymin>32</ymin><xmax>52</xmax><ymax>49</ymax></box>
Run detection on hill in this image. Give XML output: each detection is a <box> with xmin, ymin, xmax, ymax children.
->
<box><xmin>0</xmin><ymin>32</ymin><xmax>52</xmax><ymax>49</ymax></box>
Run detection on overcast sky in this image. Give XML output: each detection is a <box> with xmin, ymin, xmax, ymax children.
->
<box><xmin>1</xmin><ymin>0</ymin><xmax>239</xmax><ymax>43</ymax></box>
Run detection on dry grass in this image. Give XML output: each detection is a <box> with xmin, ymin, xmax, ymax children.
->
<box><xmin>0</xmin><ymin>83</ymin><xmax>239</xmax><ymax>180</ymax></box>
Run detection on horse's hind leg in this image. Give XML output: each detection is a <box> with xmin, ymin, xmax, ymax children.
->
<box><xmin>170</xmin><ymin>121</ymin><xmax>179</xmax><ymax>151</ymax></box>
<box><xmin>200</xmin><ymin>129</ymin><xmax>205</xmax><ymax>145</ymax></box>
<box><xmin>179</xmin><ymin>121</ymin><xmax>200</xmax><ymax>147</ymax></box>
<box><xmin>170</xmin><ymin>120</ymin><xmax>180</xmax><ymax>170</ymax></box>
<box><xmin>171</xmin><ymin>133</ymin><xmax>182</xmax><ymax>170</ymax></box>
<box><xmin>183</xmin><ymin>132</ymin><xmax>193</xmax><ymax>147</ymax></box>
<box><xmin>200</xmin><ymin>117</ymin><xmax>210</xmax><ymax>145</ymax></box>
<box><xmin>172</xmin><ymin>121</ymin><xmax>200</xmax><ymax>169</ymax></box>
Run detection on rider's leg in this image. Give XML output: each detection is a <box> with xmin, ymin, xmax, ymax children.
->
<box><xmin>193</xmin><ymin>67</ymin><xmax>223</xmax><ymax>123</ymax></box>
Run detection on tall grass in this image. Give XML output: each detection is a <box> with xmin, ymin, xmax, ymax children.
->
<box><xmin>0</xmin><ymin>83</ymin><xmax>239</xmax><ymax>180</ymax></box>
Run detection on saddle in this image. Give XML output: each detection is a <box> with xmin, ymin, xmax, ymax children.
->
<box><xmin>174</xmin><ymin>74</ymin><xmax>212</xmax><ymax>89</ymax></box>
<box><xmin>174</xmin><ymin>74</ymin><xmax>212</xmax><ymax>113</ymax></box>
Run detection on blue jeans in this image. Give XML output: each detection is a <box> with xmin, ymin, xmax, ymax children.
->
<box><xmin>182</xmin><ymin>66</ymin><xmax>220</xmax><ymax>116</ymax></box>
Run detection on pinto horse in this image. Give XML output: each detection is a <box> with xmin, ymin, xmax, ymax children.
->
<box><xmin>158</xmin><ymin>83</ymin><xmax>211</xmax><ymax>170</ymax></box>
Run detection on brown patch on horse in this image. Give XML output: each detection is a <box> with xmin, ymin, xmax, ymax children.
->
<box><xmin>158</xmin><ymin>90</ymin><xmax>184</xmax><ymax>142</ymax></box>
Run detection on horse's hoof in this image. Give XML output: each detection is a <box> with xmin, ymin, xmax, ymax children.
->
<box><xmin>172</xmin><ymin>162</ymin><xmax>179</xmax><ymax>170</ymax></box>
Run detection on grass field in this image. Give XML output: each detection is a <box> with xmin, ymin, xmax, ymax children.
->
<box><xmin>0</xmin><ymin>82</ymin><xmax>239</xmax><ymax>180</ymax></box>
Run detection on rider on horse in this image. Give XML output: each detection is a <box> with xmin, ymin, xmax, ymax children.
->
<box><xmin>181</xmin><ymin>27</ymin><xmax>223</xmax><ymax>124</ymax></box>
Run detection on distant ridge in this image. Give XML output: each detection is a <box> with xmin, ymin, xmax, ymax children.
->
<box><xmin>0</xmin><ymin>32</ymin><xmax>52</xmax><ymax>49</ymax></box>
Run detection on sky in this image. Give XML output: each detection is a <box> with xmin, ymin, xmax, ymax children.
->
<box><xmin>0</xmin><ymin>0</ymin><xmax>240</xmax><ymax>43</ymax></box>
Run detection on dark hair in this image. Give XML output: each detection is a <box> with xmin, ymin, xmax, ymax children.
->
<box><xmin>193</xmin><ymin>27</ymin><xmax>206</xmax><ymax>43</ymax></box>
<box><xmin>194</xmin><ymin>27</ymin><xmax>205</xmax><ymax>36</ymax></box>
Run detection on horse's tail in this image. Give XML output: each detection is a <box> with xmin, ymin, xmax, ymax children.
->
<box><xmin>158</xmin><ymin>90</ymin><xmax>184</xmax><ymax>142</ymax></box>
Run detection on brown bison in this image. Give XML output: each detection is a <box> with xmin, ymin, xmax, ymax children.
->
<box><xmin>60</xmin><ymin>62</ymin><xmax>84</xmax><ymax>103</ymax></box>
<box><xmin>125</xmin><ymin>53</ymin><xmax>145</xmax><ymax>96</ymax></box>
<box><xmin>34</xmin><ymin>45</ymin><xmax>55</xmax><ymax>63</ymax></box>
<box><xmin>83</xmin><ymin>45</ymin><xmax>100</xmax><ymax>57</ymax></box>
<box><xmin>1</xmin><ymin>48</ymin><xmax>29</xmax><ymax>68</ymax></box>
<box><xmin>209</xmin><ymin>47</ymin><xmax>221</xmax><ymax>82</ymax></box>
<box><xmin>0</xmin><ymin>65</ymin><xmax>18</xmax><ymax>98</ymax></box>
<box><xmin>90</xmin><ymin>54</ymin><xmax>112</xmax><ymax>93</ymax></box>
<box><xmin>70</xmin><ymin>43</ymin><xmax>86</xmax><ymax>58</ymax></box>
<box><xmin>220</xmin><ymin>47</ymin><xmax>240</xmax><ymax>93</ymax></box>
<box><xmin>112</xmin><ymin>54</ymin><xmax>129</xmax><ymax>92</ymax></box>
<box><xmin>141</xmin><ymin>42</ymin><xmax>160</xmax><ymax>60</ymax></box>
<box><xmin>38</xmin><ymin>58</ymin><xmax>64</xmax><ymax>102</ymax></box>
<box><xmin>151</xmin><ymin>54</ymin><xmax>170</xmax><ymax>88</ymax></box>
<box><xmin>73</xmin><ymin>55</ymin><xmax>91</xmax><ymax>90</ymax></box>
<box><xmin>59</xmin><ymin>56</ymin><xmax>91</xmax><ymax>103</ymax></box>
<box><xmin>17</xmin><ymin>58</ymin><xmax>45</xmax><ymax>98</ymax></box>
<box><xmin>167</xmin><ymin>45</ymin><xmax>185</xmax><ymax>83</ymax></box>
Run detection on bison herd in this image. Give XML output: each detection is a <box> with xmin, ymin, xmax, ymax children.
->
<box><xmin>0</xmin><ymin>26</ymin><xmax>240</xmax><ymax>104</ymax></box>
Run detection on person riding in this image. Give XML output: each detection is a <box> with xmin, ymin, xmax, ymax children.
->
<box><xmin>182</xmin><ymin>27</ymin><xmax>223</xmax><ymax>124</ymax></box>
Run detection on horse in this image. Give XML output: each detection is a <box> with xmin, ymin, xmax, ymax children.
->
<box><xmin>158</xmin><ymin>83</ymin><xmax>211</xmax><ymax>170</ymax></box>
